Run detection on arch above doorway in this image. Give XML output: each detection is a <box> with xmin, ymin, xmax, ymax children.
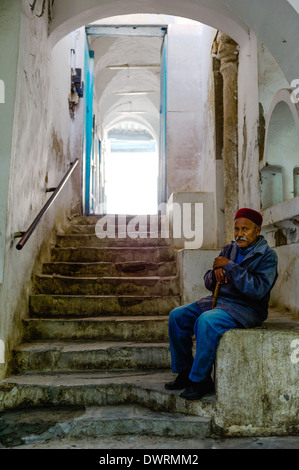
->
<box><xmin>49</xmin><ymin>0</ymin><xmax>299</xmax><ymax>84</ymax></box>
<box><xmin>49</xmin><ymin>0</ymin><xmax>248</xmax><ymax>47</ymax></box>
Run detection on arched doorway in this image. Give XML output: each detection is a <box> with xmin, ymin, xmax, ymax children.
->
<box><xmin>261</xmin><ymin>89</ymin><xmax>299</xmax><ymax>208</ymax></box>
<box><xmin>82</xmin><ymin>20</ymin><xmax>166</xmax><ymax>215</ymax></box>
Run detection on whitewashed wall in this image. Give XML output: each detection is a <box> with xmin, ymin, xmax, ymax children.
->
<box><xmin>166</xmin><ymin>23</ymin><xmax>217</xmax><ymax>198</ymax></box>
<box><xmin>0</xmin><ymin>2</ymin><xmax>84</xmax><ymax>380</ymax></box>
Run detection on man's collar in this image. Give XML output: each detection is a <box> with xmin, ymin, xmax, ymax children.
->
<box><xmin>237</xmin><ymin>239</ymin><xmax>259</xmax><ymax>254</ymax></box>
<box><xmin>231</xmin><ymin>235</ymin><xmax>267</xmax><ymax>259</ymax></box>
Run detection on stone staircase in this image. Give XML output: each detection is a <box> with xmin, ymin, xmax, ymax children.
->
<box><xmin>0</xmin><ymin>215</ymin><xmax>215</xmax><ymax>445</ymax></box>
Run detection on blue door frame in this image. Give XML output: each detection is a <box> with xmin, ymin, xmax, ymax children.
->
<box><xmin>83</xmin><ymin>36</ymin><xmax>94</xmax><ymax>215</ymax></box>
<box><xmin>83</xmin><ymin>26</ymin><xmax>167</xmax><ymax>214</ymax></box>
<box><xmin>159</xmin><ymin>34</ymin><xmax>168</xmax><ymax>205</ymax></box>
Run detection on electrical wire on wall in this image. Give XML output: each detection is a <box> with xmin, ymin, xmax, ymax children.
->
<box><xmin>29</xmin><ymin>0</ymin><xmax>54</xmax><ymax>22</ymax></box>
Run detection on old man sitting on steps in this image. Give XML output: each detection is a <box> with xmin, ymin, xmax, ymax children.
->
<box><xmin>165</xmin><ymin>208</ymin><xmax>278</xmax><ymax>400</ymax></box>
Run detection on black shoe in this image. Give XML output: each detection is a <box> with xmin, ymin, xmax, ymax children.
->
<box><xmin>179</xmin><ymin>377</ymin><xmax>215</xmax><ymax>400</ymax></box>
<box><xmin>165</xmin><ymin>370</ymin><xmax>191</xmax><ymax>390</ymax></box>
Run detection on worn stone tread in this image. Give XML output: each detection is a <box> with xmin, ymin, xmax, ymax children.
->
<box><xmin>34</xmin><ymin>273</ymin><xmax>180</xmax><ymax>296</ymax></box>
<box><xmin>42</xmin><ymin>260</ymin><xmax>177</xmax><ymax>277</ymax></box>
<box><xmin>24</xmin><ymin>315</ymin><xmax>169</xmax><ymax>322</ymax></box>
<box><xmin>63</xmin><ymin>224</ymin><xmax>164</xmax><ymax>234</ymax></box>
<box><xmin>68</xmin><ymin>215</ymin><xmax>163</xmax><ymax>225</ymax></box>
<box><xmin>11</xmin><ymin>340</ymin><xmax>172</xmax><ymax>373</ymax></box>
<box><xmin>0</xmin><ymin>404</ymin><xmax>212</xmax><ymax>447</ymax></box>
<box><xmin>29</xmin><ymin>293</ymin><xmax>180</xmax><ymax>317</ymax></box>
<box><xmin>15</xmin><ymin>340</ymin><xmax>170</xmax><ymax>352</ymax></box>
<box><xmin>56</xmin><ymin>233</ymin><xmax>171</xmax><ymax>247</ymax></box>
<box><xmin>0</xmin><ymin>370</ymin><xmax>215</xmax><ymax>417</ymax></box>
<box><xmin>23</xmin><ymin>315</ymin><xmax>170</xmax><ymax>342</ymax></box>
<box><xmin>50</xmin><ymin>246</ymin><xmax>176</xmax><ymax>263</ymax></box>
<box><xmin>37</xmin><ymin>274</ymin><xmax>178</xmax><ymax>281</ymax></box>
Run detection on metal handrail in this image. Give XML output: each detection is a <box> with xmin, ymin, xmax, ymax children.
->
<box><xmin>15</xmin><ymin>159</ymin><xmax>79</xmax><ymax>250</ymax></box>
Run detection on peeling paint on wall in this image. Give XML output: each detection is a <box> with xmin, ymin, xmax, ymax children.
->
<box><xmin>51</xmin><ymin>129</ymin><xmax>64</xmax><ymax>166</ymax></box>
<box><xmin>258</xmin><ymin>102</ymin><xmax>265</xmax><ymax>162</ymax></box>
<box><xmin>275</xmin><ymin>228</ymin><xmax>287</xmax><ymax>246</ymax></box>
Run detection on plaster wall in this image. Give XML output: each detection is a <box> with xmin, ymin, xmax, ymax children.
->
<box><xmin>221</xmin><ymin>0</ymin><xmax>299</xmax><ymax>85</ymax></box>
<box><xmin>197</xmin><ymin>25</ymin><xmax>219</xmax><ymax>196</ymax></box>
<box><xmin>287</xmin><ymin>0</ymin><xmax>299</xmax><ymax>13</ymax></box>
<box><xmin>270</xmin><ymin>245</ymin><xmax>299</xmax><ymax>315</ymax></box>
<box><xmin>0</xmin><ymin>1</ymin><xmax>22</xmax><ymax>284</ymax></box>
<box><xmin>168</xmin><ymin>192</ymin><xmax>217</xmax><ymax>250</ymax></box>
<box><xmin>177</xmin><ymin>249</ymin><xmax>218</xmax><ymax>304</ymax></box>
<box><xmin>166</xmin><ymin>24</ymin><xmax>217</xmax><ymax>198</ymax></box>
<box><xmin>257</xmin><ymin>44</ymin><xmax>299</xmax><ymax>317</ymax></box>
<box><xmin>258</xmin><ymin>42</ymin><xmax>289</xmax><ymax>118</ymax></box>
<box><xmin>261</xmin><ymin>199</ymin><xmax>299</xmax><ymax>316</ymax></box>
<box><xmin>237</xmin><ymin>31</ymin><xmax>260</xmax><ymax>213</ymax></box>
<box><xmin>0</xmin><ymin>2</ymin><xmax>84</xmax><ymax>380</ymax></box>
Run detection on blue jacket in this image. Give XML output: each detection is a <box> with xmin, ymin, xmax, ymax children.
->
<box><xmin>196</xmin><ymin>236</ymin><xmax>278</xmax><ymax>328</ymax></box>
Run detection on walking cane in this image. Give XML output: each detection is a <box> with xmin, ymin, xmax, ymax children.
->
<box><xmin>211</xmin><ymin>282</ymin><xmax>220</xmax><ymax>309</ymax></box>
<box><xmin>211</xmin><ymin>281</ymin><xmax>220</xmax><ymax>386</ymax></box>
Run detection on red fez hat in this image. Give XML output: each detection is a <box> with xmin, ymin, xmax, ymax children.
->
<box><xmin>234</xmin><ymin>208</ymin><xmax>263</xmax><ymax>227</ymax></box>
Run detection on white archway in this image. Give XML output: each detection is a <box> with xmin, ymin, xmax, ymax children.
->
<box><xmin>49</xmin><ymin>0</ymin><xmax>299</xmax><ymax>84</ymax></box>
<box><xmin>49</xmin><ymin>0</ymin><xmax>248</xmax><ymax>47</ymax></box>
<box><xmin>261</xmin><ymin>88</ymin><xmax>299</xmax><ymax>208</ymax></box>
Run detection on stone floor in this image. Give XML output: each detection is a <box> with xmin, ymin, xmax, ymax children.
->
<box><xmin>6</xmin><ymin>435</ymin><xmax>299</xmax><ymax>450</ymax></box>
<box><xmin>1</xmin><ymin>405</ymin><xmax>299</xmax><ymax>450</ymax></box>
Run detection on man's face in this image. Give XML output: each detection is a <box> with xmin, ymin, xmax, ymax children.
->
<box><xmin>234</xmin><ymin>217</ymin><xmax>261</xmax><ymax>249</ymax></box>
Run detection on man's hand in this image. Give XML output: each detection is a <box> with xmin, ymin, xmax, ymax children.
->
<box><xmin>214</xmin><ymin>268</ymin><xmax>227</xmax><ymax>284</ymax></box>
<box><xmin>213</xmin><ymin>256</ymin><xmax>230</xmax><ymax>269</ymax></box>
<box><xmin>213</xmin><ymin>257</ymin><xmax>230</xmax><ymax>284</ymax></box>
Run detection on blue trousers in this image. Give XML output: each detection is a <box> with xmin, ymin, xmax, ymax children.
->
<box><xmin>168</xmin><ymin>302</ymin><xmax>242</xmax><ymax>382</ymax></box>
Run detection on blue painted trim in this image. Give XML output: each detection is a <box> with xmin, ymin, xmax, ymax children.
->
<box><xmin>83</xmin><ymin>38</ymin><xmax>94</xmax><ymax>215</ymax></box>
<box><xmin>159</xmin><ymin>34</ymin><xmax>167</xmax><ymax>204</ymax></box>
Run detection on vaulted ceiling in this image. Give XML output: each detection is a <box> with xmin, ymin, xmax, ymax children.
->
<box><xmin>87</xmin><ymin>25</ymin><xmax>164</xmax><ymax>140</ymax></box>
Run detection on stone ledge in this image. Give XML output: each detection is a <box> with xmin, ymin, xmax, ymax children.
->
<box><xmin>261</xmin><ymin>197</ymin><xmax>299</xmax><ymax>227</ymax></box>
<box><xmin>214</xmin><ymin>309</ymin><xmax>299</xmax><ymax>436</ymax></box>
<box><xmin>261</xmin><ymin>199</ymin><xmax>299</xmax><ymax>247</ymax></box>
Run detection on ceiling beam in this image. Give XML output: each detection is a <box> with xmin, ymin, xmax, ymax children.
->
<box><xmin>86</xmin><ymin>25</ymin><xmax>167</xmax><ymax>38</ymax></box>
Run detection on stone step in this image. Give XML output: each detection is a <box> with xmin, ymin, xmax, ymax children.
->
<box><xmin>29</xmin><ymin>294</ymin><xmax>180</xmax><ymax>317</ymax></box>
<box><xmin>56</xmin><ymin>234</ymin><xmax>171</xmax><ymax>248</ymax></box>
<box><xmin>11</xmin><ymin>341</ymin><xmax>172</xmax><ymax>373</ymax></box>
<box><xmin>64</xmin><ymin>224</ymin><xmax>164</xmax><ymax>235</ymax></box>
<box><xmin>51</xmin><ymin>246</ymin><xmax>176</xmax><ymax>263</ymax></box>
<box><xmin>68</xmin><ymin>214</ymin><xmax>163</xmax><ymax>226</ymax></box>
<box><xmin>0</xmin><ymin>370</ymin><xmax>215</xmax><ymax>419</ymax></box>
<box><xmin>0</xmin><ymin>405</ymin><xmax>212</xmax><ymax>447</ymax></box>
<box><xmin>42</xmin><ymin>260</ymin><xmax>177</xmax><ymax>277</ymax></box>
<box><xmin>23</xmin><ymin>316</ymin><xmax>169</xmax><ymax>342</ymax></box>
<box><xmin>34</xmin><ymin>274</ymin><xmax>180</xmax><ymax>296</ymax></box>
